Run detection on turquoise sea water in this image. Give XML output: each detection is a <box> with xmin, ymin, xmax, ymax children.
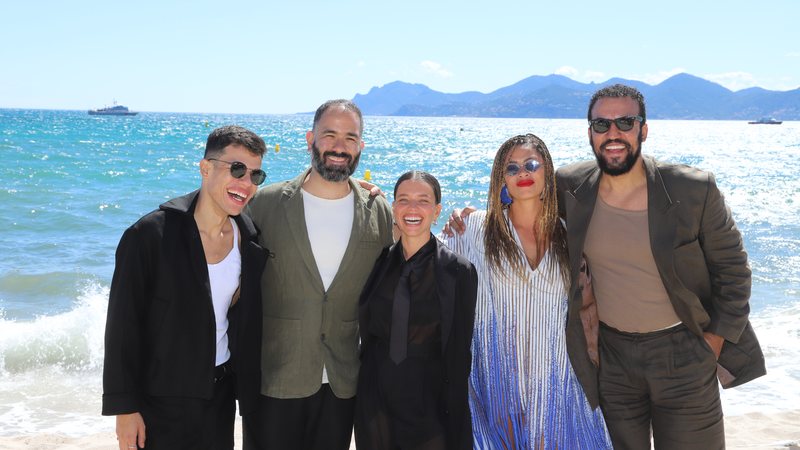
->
<box><xmin>0</xmin><ymin>109</ymin><xmax>798</xmax><ymax>434</ymax></box>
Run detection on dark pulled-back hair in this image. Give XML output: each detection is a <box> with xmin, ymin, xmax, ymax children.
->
<box><xmin>393</xmin><ymin>170</ymin><xmax>442</xmax><ymax>204</ymax></box>
<box><xmin>587</xmin><ymin>84</ymin><xmax>647</xmax><ymax>123</ymax></box>
<box><xmin>204</xmin><ymin>125</ymin><xmax>267</xmax><ymax>158</ymax></box>
<box><xmin>313</xmin><ymin>99</ymin><xmax>364</xmax><ymax>137</ymax></box>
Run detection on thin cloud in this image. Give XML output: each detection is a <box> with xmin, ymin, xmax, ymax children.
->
<box><xmin>420</xmin><ymin>60</ymin><xmax>453</xmax><ymax>78</ymax></box>
<box><xmin>703</xmin><ymin>72</ymin><xmax>758</xmax><ymax>91</ymax></box>
<box><xmin>583</xmin><ymin>71</ymin><xmax>606</xmax><ymax>82</ymax></box>
<box><xmin>554</xmin><ymin>67</ymin><xmax>604</xmax><ymax>83</ymax></box>
<box><xmin>787</xmin><ymin>51</ymin><xmax>800</xmax><ymax>58</ymax></box>
<box><xmin>636</xmin><ymin>68</ymin><xmax>687</xmax><ymax>85</ymax></box>
<box><xmin>555</xmin><ymin>66</ymin><xmax>579</xmax><ymax>78</ymax></box>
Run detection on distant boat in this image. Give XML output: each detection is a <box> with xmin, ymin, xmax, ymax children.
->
<box><xmin>748</xmin><ymin>117</ymin><xmax>782</xmax><ymax>125</ymax></box>
<box><xmin>88</xmin><ymin>102</ymin><xmax>138</xmax><ymax>116</ymax></box>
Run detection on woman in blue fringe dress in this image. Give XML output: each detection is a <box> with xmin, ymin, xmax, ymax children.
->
<box><xmin>441</xmin><ymin>134</ymin><xmax>612</xmax><ymax>449</ymax></box>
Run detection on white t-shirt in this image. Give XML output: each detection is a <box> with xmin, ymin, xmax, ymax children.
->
<box><xmin>302</xmin><ymin>188</ymin><xmax>354</xmax><ymax>384</ymax></box>
<box><xmin>302</xmin><ymin>188</ymin><xmax>354</xmax><ymax>290</ymax></box>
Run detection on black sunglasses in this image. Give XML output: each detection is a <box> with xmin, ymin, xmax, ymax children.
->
<box><xmin>207</xmin><ymin>158</ymin><xmax>267</xmax><ymax>185</ymax></box>
<box><xmin>589</xmin><ymin>115</ymin><xmax>644</xmax><ymax>133</ymax></box>
<box><xmin>506</xmin><ymin>159</ymin><xmax>541</xmax><ymax>177</ymax></box>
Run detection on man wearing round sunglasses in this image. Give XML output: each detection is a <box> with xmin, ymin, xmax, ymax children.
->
<box><xmin>243</xmin><ymin>100</ymin><xmax>394</xmax><ymax>450</ymax></box>
<box><xmin>556</xmin><ymin>84</ymin><xmax>765</xmax><ymax>449</ymax></box>
<box><xmin>103</xmin><ymin>125</ymin><xmax>270</xmax><ymax>449</ymax></box>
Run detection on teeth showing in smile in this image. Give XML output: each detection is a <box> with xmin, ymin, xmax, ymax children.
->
<box><xmin>326</xmin><ymin>154</ymin><xmax>349</xmax><ymax>165</ymax></box>
<box><xmin>403</xmin><ymin>216</ymin><xmax>422</xmax><ymax>225</ymax></box>
<box><xmin>228</xmin><ymin>190</ymin><xmax>247</xmax><ymax>203</ymax></box>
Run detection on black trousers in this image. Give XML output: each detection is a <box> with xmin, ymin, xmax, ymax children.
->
<box><xmin>242</xmin><ymin>383</ymin><xmax>355</xmax><ymax>450</ymax></box>
<box><xmin>598</xmin><ymin>322</ymin><xmax>725</xmax><ymax>450</ymax></box>
<box><xmin>138</xmin><ymin>370</ymin><xmax>235</xmax><ymax>450</ymax></box>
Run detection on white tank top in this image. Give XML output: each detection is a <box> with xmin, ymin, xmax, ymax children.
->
<box><xmin>207</xmin><ymin>217</ymin><xmax>241</xmax><ymax>366</ymax></box>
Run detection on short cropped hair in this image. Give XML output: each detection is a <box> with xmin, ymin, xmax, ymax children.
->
<box><xmin>587</xmin><ymin>84</ymin><xmax>647</xmax><ymax>124</ymax></box>
<box><xmin>313</xmin><ymin>99</ymin><xmax>364</xmax><ymax>137</ymax></box>
<box><xmin>204</xmin><ymin>125</ymin><xmax>267</xmax><ymax>158</ymax></box>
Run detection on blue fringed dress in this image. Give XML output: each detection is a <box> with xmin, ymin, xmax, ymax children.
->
<box><xmin>441</xmin><ymin>211</ymin><xmax>611</xmax><ymax>449</ymax></box>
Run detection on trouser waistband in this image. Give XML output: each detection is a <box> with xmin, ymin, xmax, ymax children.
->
<box><xmin>600</xmin><ymin>321</ymin><xmax>685</xmax><ymax>339</ymax></box>
<box><xmin>214</xmin><ymin>361</ymin><xmax>231</xmax><ymax>383</ymax></box>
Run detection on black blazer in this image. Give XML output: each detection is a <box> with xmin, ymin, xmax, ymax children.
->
<box><xmin>102</xmin><ymin>190</ymin><xmax>269</xmax><ymax>416</ymax></box>
<box><xmin>358</xmin><ymin>237</ymin><xmax>478</xmax><ymax>449</ymax></box>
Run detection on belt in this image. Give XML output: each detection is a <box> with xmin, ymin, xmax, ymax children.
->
<box><xmin>600</xmin><ymin>321</ymin><xmax>685</xmax><ymax>338</ymax></box>
<box><xmin>214</xmin><ymin>361</ymin><xmax>231</xmax><ymax>383</ymax></box>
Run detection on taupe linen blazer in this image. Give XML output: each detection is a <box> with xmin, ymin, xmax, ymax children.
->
<box><xmin>247</xmin><ymin>170</ymin><xmax>394</xmax><ymax>399</ymax></box>
<box><xmin>556</xmin><ymin>156</ymin><xmax>766</xmax><ymax>408</ymax></box>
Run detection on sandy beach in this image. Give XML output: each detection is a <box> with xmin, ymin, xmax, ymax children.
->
<box><xmin>1</xmin><ymin>411</ymin><xmax>799</xmax><ymax>450</ymax></box>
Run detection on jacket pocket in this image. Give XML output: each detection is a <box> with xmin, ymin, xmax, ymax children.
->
<box><xmin>718</xmin><ymin>322</ymin><xmax>767</xmax><ymax>388</ymax></box>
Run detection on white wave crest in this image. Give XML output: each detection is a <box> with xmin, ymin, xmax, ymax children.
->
<box><xmin>0</xmin><ymin>283</ymin><xmax>108</xmax><ymax>375</ymax></box>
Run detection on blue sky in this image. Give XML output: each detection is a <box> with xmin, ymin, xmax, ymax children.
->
<box><xmin>1</xmin><ymin>0</ymin><xmax>798</xmax><ymax>114</ymax></box>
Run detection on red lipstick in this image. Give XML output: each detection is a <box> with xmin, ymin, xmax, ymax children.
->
<box><xmin>516</xmin><ymin>179</ymin><xmax>534</xmax><ymax>187</ymax></box>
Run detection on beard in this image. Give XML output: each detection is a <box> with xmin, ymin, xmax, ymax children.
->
<box><xmin>591</xmin><ymin>129</ymin><xmax>643</xmax><ymax>176</ymax></box>
<box><xmin>311</xmin><ymin>141</ymin><xmax>360</xmax><ymax>182</ymax></box>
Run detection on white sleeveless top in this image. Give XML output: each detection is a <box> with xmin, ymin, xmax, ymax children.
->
<box><xmin>207</xmin><ymin>217</ymin><xmax>241</xmax><ymax>366</ymax></box>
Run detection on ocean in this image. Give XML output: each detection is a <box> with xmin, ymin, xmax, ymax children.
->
<box><xmin>0</xmin><ymin>109</ymin><xmax>798</xmax><ymax>435</ymax></box>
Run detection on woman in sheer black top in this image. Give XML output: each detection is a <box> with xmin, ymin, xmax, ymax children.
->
<box><xmin>355</xmin><ymin>171</ymin><xmax>478</xmax><ymax>450</ymax></box>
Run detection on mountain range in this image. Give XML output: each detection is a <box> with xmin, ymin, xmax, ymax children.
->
<box><xmin>352</xmin><ymin>73</ymin><xmax>800</xmax><ymax>120</ymax></box>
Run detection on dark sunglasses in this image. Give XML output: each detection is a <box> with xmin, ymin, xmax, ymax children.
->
<box><xmin>207</xmin><ymin>158</ymin><xmax>267</xmax><ymax>185</ymax></box>
<box><xmin>506</xmin><ymin>159</ymin><xmax>541</xmax><ymax>177</ymax></box>
<box><xmin>589</xmin><ymin>115</ymin><xmax>644</xmax><ymax>133</ymax></box>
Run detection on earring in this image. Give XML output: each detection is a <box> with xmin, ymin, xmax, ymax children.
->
<box><xmin>500</xmin><ymin>185</ymin><xmax>513</xmax><ymax>205</ymax></box>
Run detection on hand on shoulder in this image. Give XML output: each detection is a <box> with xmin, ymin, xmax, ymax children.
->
<box><xmin>442</xmin><ymin>206</ymin><xmax>477</xmax><ymax>237</ymax></box>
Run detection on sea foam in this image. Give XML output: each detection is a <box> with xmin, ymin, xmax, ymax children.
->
<box><xmin>0</xmin><ymin>284</ymin><xmax>109</xmax><ymax>434</ymax></box>
<box><xmin>0</xmin><ymin>283</ymin><xmax>107</xmax><ymax>375</ymax></box>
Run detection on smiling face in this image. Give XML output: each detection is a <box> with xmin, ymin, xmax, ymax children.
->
<box><xmin>589</xmin><ymin>96</ymin><xmax>648</xmax><ymax>176</ymax></box>
<box><xmin>200</xmin><ymin>144</ymin><xmax>262</xmax><ymax>217</ymax></box>
<box><xmin>503</xmin><ymin>144</ymin><xmax>545</xmax><ymax>202</ymax></box>
<box><xmin>392</xmin><ymin>178</ymin><xmax>442</xmax><ymax>241</ymax></box>
<box><xmin>307</xmin><ymin>107</ymin><xmax>364</xmax><ymax>182</ymax></box>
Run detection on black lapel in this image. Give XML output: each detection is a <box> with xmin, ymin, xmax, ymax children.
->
<box><xmin>435</xmin><ymin>241</ymin><xmax>457</xmax><ymax>353</ymax></box>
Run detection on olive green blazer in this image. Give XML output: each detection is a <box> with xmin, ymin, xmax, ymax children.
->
<box><xmin>557</xmin><ymin>156</ymin><xmax>766</xmax><ymax>408</ymax></box>
<box><xmin>247</xmin><ymin>170</ymin><xmax>394</xmax><ymax>399</ymax></box>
